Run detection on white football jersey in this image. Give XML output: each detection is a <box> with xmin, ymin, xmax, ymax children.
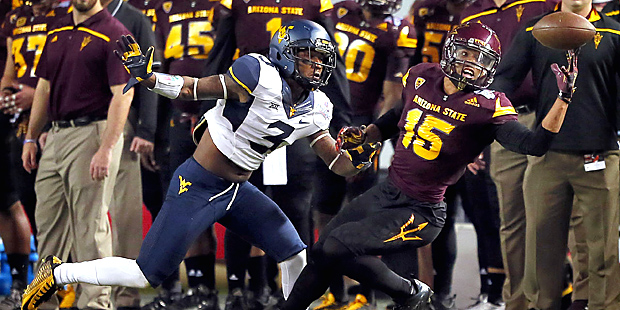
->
<box><xmin>205</xmin><ymin>53</ymin><xmax>333</xmax><ymax>171</ymax></box>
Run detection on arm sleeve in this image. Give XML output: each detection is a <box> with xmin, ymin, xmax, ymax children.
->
<box><xmin>493</xmin><ymin>120</ymin><xmax>556</xmax><ymax>156</ymax></box>
<box><xmin>371</xmin><ymin>104</ymin><xmax>403</xmax><ymax>141</ymax></box>
<box><xmin>134</xmin><ymin>11</ymin><xmax>158</xmax><ymax>142</ymax></box>
<box><xmin>490</xmin><ymin>25</ymin><xmax>534</xmax><ymax>95</ymax></box>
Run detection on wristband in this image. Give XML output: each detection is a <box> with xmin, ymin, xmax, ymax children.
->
<box><xmin>149</xmin><ymin>72</ymin><xmax>184</xmax><ymax>99</ymax></box>
<box><xmin>558</xmin><ymin>91</ymin><xmax>571</xmax><ymax>104</ymax></box>
<box><xmin>23</xmin><ymin>139</ymin><xmax>36</xmax><ymax>145</ymax></box>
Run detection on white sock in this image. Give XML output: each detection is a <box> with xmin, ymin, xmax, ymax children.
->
<box><xmin>54</xmin><ymin>257</ymin><xmax>149</xmax><ymax>288</ymax></box>
<box><xmin>279</xmin><ymin>249</ymin><xmax>307</xmax><ymax>299</ymax></box>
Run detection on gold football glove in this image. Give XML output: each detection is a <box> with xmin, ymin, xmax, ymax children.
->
<box><xmin>114</xmin><ymin>35</ymin><xmax>154</xmax><ymax>94</ymax></box>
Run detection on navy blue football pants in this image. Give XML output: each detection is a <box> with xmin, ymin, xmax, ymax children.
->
<box><xmin>136</xmin><ymin>157</ymin><xmax>306</xmax><ymax>287</ymax></box>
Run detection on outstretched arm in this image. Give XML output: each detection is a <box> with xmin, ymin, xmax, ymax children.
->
<box><xmin>114</xmin><ymin>35</ymin><xmax>250</xmax><ymax>102</ymax></box>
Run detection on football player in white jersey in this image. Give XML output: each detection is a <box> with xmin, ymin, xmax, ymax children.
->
<box><xmin>21</xmin><ymin>19</ymin><xmax>380</xmax><ymax>310</ymax></box>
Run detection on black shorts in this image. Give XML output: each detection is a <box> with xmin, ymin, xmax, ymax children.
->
<box><xmin>0</xmin><ymin>116</ymin><xmax>19</xmax><ymax>211</ymax></box>
<box><xmin>315</xmin><ymin>179</ymin><xmax>446</xmax><ymax>256</ymax></box>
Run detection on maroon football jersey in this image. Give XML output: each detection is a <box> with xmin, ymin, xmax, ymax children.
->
<box><xmin>219</xmin><ymin>0</ymin><xmax>333</xmax><ymax>56</ymax></box>
<box><xmin>412</xmin><ymin>0</ymin><xmax>461</xmax><ymax>63</ymax></box>
<box><xmin>388</xmin><ymin>63</ymin><xmax>517</xmax><ymax>203</ymax></box>
<box><xmin>1</xmin><ymin>6</ymin><xmax>69</xmax><ymax>88</ymax></box>
<box><xmin>330</xmin><ymin>1</ymin><xmax>414</xmax><ymax>117</ymax></box>
<box><xmin>155</xmin><ymin>0</ymin><xmax>218</xmax><ymax>77</ymax></box>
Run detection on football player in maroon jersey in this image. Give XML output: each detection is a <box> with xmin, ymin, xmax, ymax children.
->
<box><xmin>280</xmin><ymin>21</ymin><xmax>577</xmax><ymax>310</ymax></box>
<box><xmin>311</xmin><ymin>0</ymin><xmax>414</xmax><ymax>309</ymax></box>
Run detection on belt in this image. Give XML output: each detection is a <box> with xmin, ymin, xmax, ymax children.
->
<box><xmin>51</xmin><ymin>116</ymin><xmax>106</xmax><ymax>128</ymax></box>
<box><xmin>514</xmin><ymin>105</ymin><xmax>532</xmax><ymax>114</ymax></box>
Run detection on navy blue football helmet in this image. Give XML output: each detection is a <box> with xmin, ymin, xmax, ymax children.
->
<box><xmin>268</xmin><ymin>20</ymin><xmax>336</xmax><ymax>91</ymax></box>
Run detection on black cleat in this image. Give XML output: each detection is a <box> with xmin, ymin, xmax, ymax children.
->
<box><xmin>225</xmin><ymin>288</ymin><xmax>249</xmax><ymax>310</ymax></box>
<box><xmin>141</xmin><ymin>290</ymin><xmax>180</xmax><ymax>310</ymax></box>
<box><xmin>168</xmin><ymin>285</ymin><xmax>219</xmax><ymax>310</ymax></box>
<box><xmin>1</xmin><ymin>288</ymin><xmax>23</xmax><ymax>310</ymax></box>
<box><xmin>392</xmin><ymin>280</ymin><xmax>433</xmax><ymax>310</ymax></box>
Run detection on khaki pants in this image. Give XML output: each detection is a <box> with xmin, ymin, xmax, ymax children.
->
<box><xmin>490</xmin><ymin>111</ymin><xmax>535</xmax><ymax>310</ymax></box>
<box><xmin>523</xmin><ymin>150</ymin><xmax>620</xmax><ymax>310</ymax></box>
<box><xmin>110</xmin><ymin>122</ymin><xmax>142</xmax><ymax>308</ymax></box>
<box><xmin>35</xmin><ymin>121</ymin><xmax>122</xmax><ymax>310</ymax></box>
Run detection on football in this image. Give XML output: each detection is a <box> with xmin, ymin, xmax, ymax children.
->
<box><xmin>532</xmin><ymin>11</ymin><xmax>596</xmax><ymax>50</ymax></box>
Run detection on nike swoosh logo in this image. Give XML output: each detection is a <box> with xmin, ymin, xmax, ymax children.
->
<box><xmin>299</xmin><ymin>119</ymin><xmax>309</xmax><ymax>124</ymax></box>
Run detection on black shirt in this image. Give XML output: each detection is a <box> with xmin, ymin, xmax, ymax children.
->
<box><xmin>107</xmin><ymin>0</ymin><xmax>158</xmax><ymax>142</ymax></box>
<box><xmin>492</xmin><ymin>8</ymin><xmax>620</xmax><ymax>152</ymax></box>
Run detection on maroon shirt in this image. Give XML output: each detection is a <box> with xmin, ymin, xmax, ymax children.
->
<box><xmin>412</xmin><ymin>0</ymin><xmax>461</xmax><ymax>63</ymax></box>
<box><xmin>388</xmin><ymin>63</ymin><xmax>517</xmax><ymax>203</ymax></box>
<box><xmin>219</xmin><ymin>0</ymin><xmax>333</xmax><ymax>57</ymax></box>
<box><xmin>1</xmin><ymin>6</ymin><xmax>70</xmax><ymax>88</ymax></box>
<box><xmin>330</xmin><ymin>1</ymin><xmax>413</xmax><ymax>117</ymax></box>
<box><xmin>36</xmin><ymin>9</ymin><xmax>130</xmax><ymax>121</ymax></box>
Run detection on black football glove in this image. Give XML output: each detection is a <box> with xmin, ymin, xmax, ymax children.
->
<box><xmin>114</xmin><ymin>35</ymin><xmax>154</xmax><ymax>94</ymax></box>
<box><xmin>344</xmin><ymin>142</ymin><xmax>381</xmax><ymax>170</ymax></box>
<box><xmin>336</xmin><ymin>125</ymin><xmax>366</xmax><ymax>152</ymax></box>
<box><xmin>551</xmin><ymin>48</ymin><xmax>578</xmax><ymax>103</ymax></box>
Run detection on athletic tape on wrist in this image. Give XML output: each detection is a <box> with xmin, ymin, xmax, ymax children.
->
<box><xmin>219</xmin><ymin>74</ymin><xmax>228</xmax><ymax>100</ymax></box>
<box><xmin>328</xmin><ymin>153</ymin><xmax>342</xmax><ymax>171</ymax></box>
<box><xmin>150</xmin><ymin>72</ymin><xmax>184</xmax><ymax>99</ymax></box>
<box><xmin>193</xmin><ymin>78</ymin><xmax>198</xmax><ymax>101</ymax></box>
<box><xmin>309</xmin><ymin>132</ymin><xmax>330</xmax><ymax>148</ymax></box>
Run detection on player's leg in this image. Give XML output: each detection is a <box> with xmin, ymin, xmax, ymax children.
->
<box><xmin>217</xmin><ymin>181</ymin><xmax>306</xmax><ymax>299</ymax></box>
<box><xmin>283</xmin><ymin>180</ymin><xmax>442</xmax><ymax>310</ymax></box>
<box><xmin>0</xmin><ymin>115</ymin><xmax>32</xmax><ymax>310</ymax></box>
<box><xmin>110</xmin><ymin>122</ymin><xmax>143</xmax><ymax>310</ymax></box>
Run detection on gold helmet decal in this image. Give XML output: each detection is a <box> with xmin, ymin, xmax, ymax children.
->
<box><xmin>277</xmin><ymin>25</ymin><xmax>294</xmax><ymax>44</ymax></box>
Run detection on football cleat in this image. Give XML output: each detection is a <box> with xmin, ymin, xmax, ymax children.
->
<box><xmin>0</xmin><ymin>288</ymin><xmax>23</xmax><ymax>310</ymax></box>
<box><xmin>168</xmin><ymin>285</ymin><xmax>219</xmax><ymax>310</ymax></box>
<box><xmin>430</xmin><ymin>294</ymin><xmax>456</xmax><ymax>310</ymax></box>
<box><xmin>312</xmin><ymin>293</ymin><xmax>345</xmax><ymax>310</ymax></box>
<box><xmin>392</xmin><ymin>279</ymin><xmax>432</xmax><ymax>310</ymax></box>
<box><xmin>141</xmin><ymin>290</ymin><xmax>181</xmax><ymax>310</ymax></box>
<box><xmin>224</xmin><ymin>288</ymin><xmax>249</xmax><ymax>310</ymax></box>
<box><xmin>341</xmin><ymin>294</ymin><xmax>374</xmax><ymax>310</ymax></box>
<box><xmin>21</xmin><ymin>255</ymin><xmax>63</xmax><ymax>310</ymax></box>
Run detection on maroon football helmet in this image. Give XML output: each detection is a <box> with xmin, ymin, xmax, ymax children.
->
<box><xmin>357</xmin><ymin>0</ymin><xmax>402</xmax><ymax>15</ymax></box>
<box><xmin>440</xmin><ymin>22</ymin><xmax>501</xmax><ymax>89</ymax></box>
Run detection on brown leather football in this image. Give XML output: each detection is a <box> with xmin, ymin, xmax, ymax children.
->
<box><xmin>532</xmin><ymin>11</ymin><xmax>596</xmax><ymax>50</ymax></box>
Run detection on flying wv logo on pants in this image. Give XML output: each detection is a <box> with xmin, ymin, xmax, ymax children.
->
<box><xmin>178</xmin><ymin>175</ymin><xmax>192</xmax><ymax>195</ymax></box>
<box><xmin>384</xmin><ymin>214</ymin><xmax>428</xmax><ymax>242</ymax></box>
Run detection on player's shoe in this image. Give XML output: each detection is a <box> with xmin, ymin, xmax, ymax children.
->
<box><xmin>312</xmin><ymin>293</ymin><xmax>346</xmax><ymax>310</ymax></box>
<box><xmin>224</xmin><ymin>288</ymin><xmax>249</xmax><ymax>310</ymax></box>
<box><xmin>0</xmin><ymin>288</ymin><xmax>23</xmax><ymax>310</ymax></box>
<box><xmin>21</xmin><ymin>255</ymin><xmax>63</xmax><ymax>310</ymax></box>
<box><xmin>57</xmin><ymin>285</ymin><xmax>75</xmax><ymax>309</ymax></box>
<box><xmin>168</xmin><ymin>285</ymin><xmax>219</xmax><ymax>310</ymax></box>
<box><xmin>463</xmin><ymin>294</ymin><xmax>505</xmax><ymax>310</ymax></box>
<box><xmin>341</xmin><ymin>294</ymin><xmax>374</xmax><ymax>310</ymax></box>
<box><xmin>141</xmin><ymin>290</ymin><xmax>181</xmax><ymax>310</ymax></box>
<box><xmin>392</xmin><ymin>280</ymin><xmax>432</xmax><ymax>310</ymax></box>
<box><xmin>430</xmin><ymin>293</ymin><xmax>456</xmax><ymax>310</ymax></box>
